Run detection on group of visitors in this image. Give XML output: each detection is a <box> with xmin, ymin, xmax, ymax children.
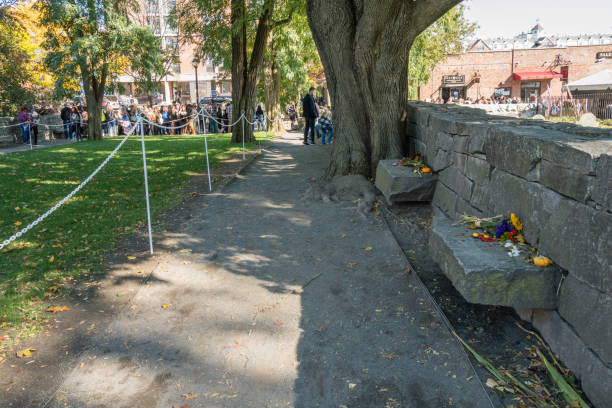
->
<box><xmin>60</xmin><ymin>103</ymin><xmax>88</xmax><ymax>141</ymax></box>
<box><xmin>301</xmin><ymin>86</ymin><xmax>333</xmax><ymax>145</ymax></box>
<box><xmin>205</xmin><ymin>103</ymin><xmax>233</xmax><ymax>134</ymax></box>
<box><xmin>429</xmin><ymin>96</ymin><xmax>522</xmax><ymax>105</ymax></box>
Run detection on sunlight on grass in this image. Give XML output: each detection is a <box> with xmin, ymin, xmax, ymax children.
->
<box><xmin>0</xmin><ymin>132</ymin><xmax>272</xmax><ymax>337</ymax></box>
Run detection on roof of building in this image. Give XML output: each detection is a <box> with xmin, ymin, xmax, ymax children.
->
<box><xmin>465</xmin><ymin>23</ymin><xmax>612</xmax><ymax>52</ymax></box>
<box><xmin>567</xmin><ymin>69</ymin><xmax>612</xmax><ymax>91</ymax></box>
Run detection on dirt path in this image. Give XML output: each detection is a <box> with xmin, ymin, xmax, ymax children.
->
<box><xmin>6</xmin><ymin>133</ymin><xmax>496</xmax><ymax>407</ymax></box>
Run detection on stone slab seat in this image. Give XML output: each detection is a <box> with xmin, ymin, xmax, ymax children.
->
<box><xmin>375</xmin><ymin>159</ymin><xmax>437</xmax><ymax>204</ymax></box>
<box><xmin>429</xmin><ymin>214</ymin><xmax>562</xmax><ymax>309</ymax></box>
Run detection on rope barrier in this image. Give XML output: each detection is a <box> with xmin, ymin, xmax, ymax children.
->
<box><xmin>0</xmin><ymin>124</ymin><xmax>138</xmax><ymax>251</ymax></box>
<box><xmin>138</xmin><ymin>116</ymin><xmax>154</xmax><ymax>254</ymax></box>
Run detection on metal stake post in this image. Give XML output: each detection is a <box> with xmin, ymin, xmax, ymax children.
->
<box><xmin>202</xmin><ymin>110</ymin><xmax>212</xmax><ymax>192</ymax></box>
<box><xmin>241</xmin><ymin>112</ymin><xmax>246</xmax><ymax>160</ymax></box>
<box><xmin>140</xmin><ymin>116</ymin><xmax>154</xmax><ymax>254</ymax></box>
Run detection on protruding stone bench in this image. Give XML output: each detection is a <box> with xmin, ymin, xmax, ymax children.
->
<box><xmin>375</xmin><ymin>160</ymin><xmax>437</xmax><ymax>204</ymax></box>
<box><xmin>428</xmin><ymin>215</ymin><xmax>562</xmax><ymax>309</ymax></box>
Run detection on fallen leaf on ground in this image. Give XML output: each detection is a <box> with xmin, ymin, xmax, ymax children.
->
<box><xmin>182</xmin><ymin>392</ymin><xmax>198</xmax><ymax>399</ymax></box>
<box><xmin>17</xmin><ymin>348</ymin><xmax>36</xmax><ymax>358</ymax></box>
<box><xmin>0</xmin><ymin>336</ymin><xmax>8</xmax><ymax>342</ymax></box>
<box><xmin>14</xmin><ymin>221</ymin><xmax>22</xmax><ymax>226</ymax></box>
<box><xmin>485</xmin><ymin>378</ymin><xmax>499</xmax><ymax>389</ymax></box>
<box><xmin>180</xmin><ymin>249</ymin><xmax>192</xmax><ymax>253</ymax></box>
<box><xmin>49</xmin><ymin>285</ymin><xmax>60</xmax><ymax>292</ymax></box>
<box><xmin>347</xmin><ymin>262</ymin><xmax>357</xmax><ymax>268</ymax></box>
<box><xmin>172</xmin><ymin>405</ymin><xmax>190</xmax><ymax>408</ymax></box>
<box><xmin>52</xmin><ymin>244</ymin><xmax>62</xmax><ymax>248</ymax></box>
<box><xmin>127</xmin><ymin>256</ymin><xmax>136</xmax><ymax>260</ymax></box>
<box><xmin>348</xmin><ymin>383</ymin><xmax>356</xmax><ymax>389</ymax></box>
<box><xmin>364</xmin><ymin>247</ymin><xmax>373</xmax><ymax>251</ymax></box>
<box><xmin>273</xmin><ymin>320</ymin><xmax>284</xmax><ymax>326</ymax></box>
<box><xmin>47</xmin><ymin>306</ymin><xmax>70</xmax><ymax>313</ymax></box>
<box><xmin>161</xmin><ymin>304</ymin><xmax>172</xmax><ymax>308</ymax></box>
<box><xmin>48</xmin><ymin>256</ymin><xmax>54</xmax><ymax>263</ymax></box>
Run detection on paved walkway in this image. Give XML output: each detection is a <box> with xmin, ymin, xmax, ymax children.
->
<box><xmin>0</xmin><ymin>138</ymin><xmax>78</xmax><ymax>155</ymax></box>
<box><xmin>46</xmin><ymin>133</ymin><xmax>494</xmax><ymax>408</ymax></box>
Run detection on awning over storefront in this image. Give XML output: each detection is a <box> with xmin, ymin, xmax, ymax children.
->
<box><xmin>566</xmin><ymin>69</ymin><xmax>612</xmax><ymax>91</ymax></box>
<box><xmin>513</xmin><ymin>71</ymin><xmax>563</xmax><ymax>80</ymax></box>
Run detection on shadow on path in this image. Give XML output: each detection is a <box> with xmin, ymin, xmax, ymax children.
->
<box><xmin>29</xmin><ymin>132</ymin><xmax>496</xmax><ymax>407</ymax></box>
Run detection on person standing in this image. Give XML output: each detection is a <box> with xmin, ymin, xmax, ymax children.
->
<box><xmin>319</xmin><ymin>108</ymin><xmax>333</xmax><ymax>144</ymax></box>
<box><xmin>31</xmin><ymin>108</ymin><xmax>40</xmax><ymax>145</ymax></box>
<box><xmin>302</xmin><ymin>87</ymin><xmax>318</xmax><ymax>145</ymax></box>
<box><xmin>60</xmin><ymin>103</ymin><xmax>72</xmax><ymax>139</ymax></box>
<box><xmin>16</xmin><ymin>106</ymin><xmax>31</xmax><ymax>144</ymax></box>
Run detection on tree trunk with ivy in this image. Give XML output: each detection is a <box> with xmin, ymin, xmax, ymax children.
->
<box><xmin>306</xmin><ymin>0</ymin><xmax>460</xmax><ymax>177</ymax></box>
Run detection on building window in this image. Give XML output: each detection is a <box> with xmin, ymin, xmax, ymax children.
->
<box><xmin>165</xmin><ymin>37</ymin><xmax>178</xmax><ymax>53</ymax></box>
<box><xmin>147</xmin><ymin>16</ymin><xmax>160</xmax><ymax>35</ymax></box>
<box><xmin>520</xmin><ymin>81</ymin><xmax>540</xmax><ymax>103</ymax></box>
<box><xmin>560</xmin><ymin>66</ymin><xmax>569</xmax><ymax>83</ymax></box>
<box><xmin>146</xmin><ymin>0</ymin><xmax>158</xmax><ymax>15</ymax></box>
<box><xmin>171</xmin><ymin>62</ymin><xmax>180</xmax><ymax>73</ymax></box>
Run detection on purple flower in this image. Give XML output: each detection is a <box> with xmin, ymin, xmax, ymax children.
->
<box><xmin>495</xmin><ymin>219</ymin><xmax>511</xmax><ymax>239</ymax></box>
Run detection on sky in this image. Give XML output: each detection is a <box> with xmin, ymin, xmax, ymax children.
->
<box><xmin>463</xmin><ymin>0</ymin><xmax>612</xmax><ymax>39</ymax></box>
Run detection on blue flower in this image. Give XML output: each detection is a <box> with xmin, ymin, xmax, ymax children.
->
<box><xmin>495</xmin><ymin>219</ymin><xmax>511</xmax><ymax>239</ymax></box>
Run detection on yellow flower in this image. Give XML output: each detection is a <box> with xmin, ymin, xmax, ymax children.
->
<box><xmin>510</xmin><ymin>213</ymin><xmax>523</xmax><ymax>231</ymax></box>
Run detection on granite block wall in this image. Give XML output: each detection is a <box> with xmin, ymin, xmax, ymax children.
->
<box><xmin>406</xmin><ymin>101</ymin><xmax>612</xmax><ymax>408</ymax></box>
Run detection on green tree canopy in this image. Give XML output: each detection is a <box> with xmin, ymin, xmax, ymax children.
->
<box><xmin>40</xmin><ymin>0</ymin><xmax>163</xmax><ymax>139</ymax></box>
<box><xmin>408</xmin><ymin>4</ymin><xmax>476</xmax><ymax>99</ymax></box>
<box><xmin>0</xmin><ymin>3</ymin><xmax>35</xmax><ymax>115</ymax></box>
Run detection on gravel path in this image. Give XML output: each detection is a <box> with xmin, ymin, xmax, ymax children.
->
<box><xmin>42</xmin><ymin>132</ymin><xmax>495</xmax><ymax>408</ymax></box>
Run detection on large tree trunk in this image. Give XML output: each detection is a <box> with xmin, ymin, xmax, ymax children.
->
<box><xmin>230</xmin><ymin>0</ymin><xmax>274</xmax><ymax>144</ymax></box>
<box><xmin>263</xmin><ymin>40</ymin><xmax>283</xmax><ymax>133</ymax></box>
<box><xmin>306</xmin><ymin>0</ymin><xmax>460</xmax><ymax>177</ymax></box>
<box><xmin>81</xmin><ymin>61</ymin><xmax>107</xmax><ymax>141</ymax></box>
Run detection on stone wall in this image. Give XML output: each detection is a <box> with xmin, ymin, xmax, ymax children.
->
<box><xmin>0</xmin><ymin>117</ymin><xmax>20</xmax><ymax>145</ymax></box>
<box><xmin>406</xmin><ymin>101</ymin><xmax>612</xmax><ymax>408</ymax></box>
<box><xmin>0</xmin><ymin>115</ymin><xmax>65</xmax><ymax>146</ymax></box>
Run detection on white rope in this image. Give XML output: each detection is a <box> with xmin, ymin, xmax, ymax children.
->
<box><xmin>0</xmin><ymin>121</ymin><xmax>26</xmax><ymax>129</ymax></box>
<box><xmin>201</xmin><ymin>108</ymin><xmax>245</xmax><ymax>128</ymax></box>
<box><xmin>0</xmin><ymin>124</ymin><xmax>138</xmax><ymax>251</ymax></box>
<box><xmin>138</xmin><ymin>116</ymin><xmax>154</xmax><ymax>254</ymax></box>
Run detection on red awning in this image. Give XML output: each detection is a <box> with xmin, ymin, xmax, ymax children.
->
<box><xmin>513</xmin><ymin>71</ymin><xmax>564</xmax><ymax>81</ymax></box>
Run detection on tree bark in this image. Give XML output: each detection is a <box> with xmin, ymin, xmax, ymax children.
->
<box><xmin>306</xmin><ymin>0</ymin><xmax>460</xmax><ymax>177</ymax></box>
<box><xmin>263</xmin><ymin>39</ymin><xmax>283</xmax><ymax>132</ymax></box>
<box><xmin>80</xmin><ymin>62</ymin><xmax>106</xmax><ymax>141</ymax></box>
<box><xmin>230</xmin><ymin>0</ymin><xmax>275</xmax><ymax>144</ymax></box>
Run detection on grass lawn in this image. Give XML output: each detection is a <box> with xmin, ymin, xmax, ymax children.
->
<box><xmin>0</xmin><ymin>132</ymin><xmax>272</xmax><ymax>337</ymax></box>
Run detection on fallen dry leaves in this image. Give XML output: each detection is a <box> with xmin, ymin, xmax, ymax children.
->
<box><xmin>273</xmin><ymin>320</ymin><xmax>284</xmax><ymax>326</ymax></box>
<box><xmin>47</xmin><ymin>306</ymin><xmax>70</xmax><ymax>313</ymax></box>
<box><xmin>182</xmin><ymin>392</ymin><xmax>198</xmax><ymax>399</ymax></box>
<box><xmin>16</xmin><ymin>348</ymin><xmax>36</xmax><ymax>358</ymax></box>
<box><xmin>161</xmin><ymin>304</ymin><xmax>172</xmax><ymax>309</ymax></box>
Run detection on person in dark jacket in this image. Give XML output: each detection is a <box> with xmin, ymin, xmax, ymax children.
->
<box><xmin>60</xmin><ymin>103</ymin><xmax>72</xmax><ymax>139</ymax></box>
<box><xmin>302</xmin><ymin>86</ymin><xmax>318</xmax><ymax>145</ymax></box>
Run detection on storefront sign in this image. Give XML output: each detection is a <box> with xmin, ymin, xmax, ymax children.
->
<box><xmin>494</xmin><ymin>88</ymin><xmax>511</xmax><ymax>96</ymax></box>
<box><xmin>442</xmin><ymin>74</ymin><xmax>465</xmax><ymax>85</ymax></box>
<box><xmin>521</xmin><ymin>81</ymin><xmax>540</xmax><ymax>88</ymax></box>
<box><xmin>596</xmin><ymin>51</ymin><xmax>612</xmax><ymax>59</ymax></box>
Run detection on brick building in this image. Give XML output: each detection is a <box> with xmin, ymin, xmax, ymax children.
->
<box><xmin>420</xmin><ymin>25</ymin><xmax>612</xmax><ymax>103</ymax></box>
<box><xmin>115</xmin><ymin>0</ymin><xmax>231</xmax><ymax>104</ymax></box>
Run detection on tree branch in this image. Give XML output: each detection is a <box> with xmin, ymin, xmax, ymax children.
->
<box><xmin>271</xmin><ymin>8</ymin><xmax>294</xmax><ymax>29</ymax></box>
